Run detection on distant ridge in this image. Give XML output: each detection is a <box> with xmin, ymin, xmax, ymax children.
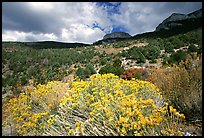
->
<box><xmin>24</xmin><ymin>41</ymin><xmax>90</xmax><ymax>49</ymax></box>
<box><xmin>93</xmin><ymin>32</ymin><xmax>131</xmax><ymax>45</ymax></box>
<box><xmin>103</xmin><ymin>32</ymin><xmax>131</xmax><ymax>40</ymax></box>
<box><xmin>155</xmin><ymin>8</ymin><xmax>202</xmax><ymax>31</ymax></box>
<box><xmin>93</xmin><ymin>8</ymin><xmax>202</xmax><ymax>45</ymax></box>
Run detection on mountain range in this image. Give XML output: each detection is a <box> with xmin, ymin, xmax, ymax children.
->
<box><xmin>155</xmin><ymin>8</ymin><xmax>202</xmax><ymax>31</ymax></box>
<box><xmin>94</xmin><ymin>8</ymin><xmax>202</xmax><ymax>45</ymax></box>
<box><xmin>11</xmin><ymin>8</ymin><xmax>202</xmax><ymax>48</ymax></box>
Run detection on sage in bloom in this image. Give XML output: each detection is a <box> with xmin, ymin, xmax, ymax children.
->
<box><xmin>3</xmin><ymin>73</ymin><xmax>186</xmax><ymax>136</ymax></box>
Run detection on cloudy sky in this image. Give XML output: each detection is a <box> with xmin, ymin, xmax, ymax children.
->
<box><xmin>2</xmin><ymin>2</ymin><xmax>202</xmax><ymax>44</ymax></box>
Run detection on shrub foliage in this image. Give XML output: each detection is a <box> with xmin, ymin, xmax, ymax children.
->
<box><xmin>3</xmin><ymin>74</ymin><xmax>186</xmax><ymax>136</ymax></box>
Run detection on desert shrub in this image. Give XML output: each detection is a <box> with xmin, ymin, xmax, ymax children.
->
<box><xmin>113</xmin><ymin>58</ymin><xmax>122</xmax><ymax>67</ymax></box>
<box><xmin>168</xmin><ymin>36</ymin><xmax>184</xmax><ymax>49</ymax></box>
<box><xmin>188</xmin><ymin>44</ymin><xmax>198</xmax><ymax>53</ymax></box>
<box><xmin>145</xmin><ymin>59</ymin><xmax>202</xmax><ymax>121</ymax></box>
<box><xmin>100</xmin><ymin>58</ymin><xmax>108</xmax><ymax>65</ymax></box>
<box><xmin>76</xmin><ymin>67</ymin><xmax>85</xmax><ymax>80</ymax></box>
<box><xmin>145</xmin><ymin>45</ymin><xmax>160</xmax><ymax>60</ymax></box>
<box><xmin>121</xmin><ymin>68</ymin><xmax>147</xmax><ymax>80</ymax></box>
<box><xmin>164</xmin><ymin>42</ymin><xmax>174</xmax><ymax>53</ymax></box>
<box><xmin>136</xmin><ymin>52</ymin><xmax>146</xmax><ymax>63</ymax></box>
<box><xmin>126</xmin><ymin>48</ymin><xmax>146</xmax><ymax>63</ymax></box>
<box><xmin>120</xmin><ymin>47</ymin><xmax>147</xmax><ymax>63</ymax></box>
<box><xmin>2</xmin><ymin>81</ymin><xmax>70</xmax><ymax>136</ymax></box>
<box><xmin>76</xmin><ymin>64</ymin><xmax>96</xmax><ymax>80</ymax></box>
<box><xmin>162</xmin><ymin>53</ymin><xmax>168</xmax><ymax>65</ymax></box>
<box><xmin>3</xmin><ymin>74</ymin><xmax>187</xmax><ymax>136</ymax></box>
<box><xmin>99</xmin><ymin>64</ymin><xmax>124</xmax><ymax>76</ymax></box>
<box><xmin>167</xmin><ymin>50</ymin><xmax>187</xmax><ymax>64</ymax></box>
<box><xmin>85</xmin><ymin>64</ymin><xmax>96</xmax><ymax>75</ymax></box>
<box><xmin>112</xmin><ymin>42</ymin><xmax>129</xmax><ymax>48</ymax></box>
<box><xmin>149</xmin><ymin>59</ymin><xmax>157</xmax><ymax>63</ymax></box>
<box><xmin>149</xmin><ymin>38</ymin><xmax>164</xmax><ymax>50</ymax></box>
<box><xmin>83</xmin><ymin>64</ymin><xmax>96</xmax><ymax>78</ymax></box>
<box><xmin>84</xmin><ymin>68</ymin><xmax>92</xmax><ymax>78</ymax></box>
<box><xmin>2</xmin><ymin>43</ymin><xmax>98</xmax><ymax>95</ymax></box>
<box><xmin>138</xmin><ymin>47</ymin><xmax>148</xmax><ymax>57</ymax></box>
<box><xmin>55</xmin><ymin>74</ymin><xmax>187</xmax><ymax>136</ymax></box>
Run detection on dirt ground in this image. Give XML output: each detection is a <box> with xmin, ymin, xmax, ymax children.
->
<box><xmin>95</xmin><ymin>42</ymin><xmax>148</xmax><ymax>55</ymax></box>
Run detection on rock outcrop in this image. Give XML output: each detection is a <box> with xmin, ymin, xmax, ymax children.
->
<box><xmin>103</xmin><ymin>32</ymin><xmax>131</xmax><ymax>40</ymax></box>
<box><xmin>93</xmin><ymin>32</ymin><xmax>131</xmax><ymax>45</ymax></box>
<box><xmin>156</xmin><ymin>8</ymin><xmax>202</xmax><ymax>31</ymax></box>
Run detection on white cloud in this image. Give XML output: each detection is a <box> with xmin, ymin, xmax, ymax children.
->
<box><xmin>28</xmin><ymin>2</ymin><xmax>113</xmax><ymax>35</ymax></box>
<box><xmin>29</xmin><ymin>2</ymin><xmax>55</xmax><ymax>11</ymax></box>
<box><xmin>2</xmin><ymin>2</ymin><xmax>111</xmax><ymax>43</ymax></box>
<box><xmin>2</xmin><ymin>2</ymin><xmax>202</xmax><ymax>43</ymax></box>
<box><xmin>2</xmin><ymin>25</ymin><xmax>105</xmax><ymax>44</ymax></box>
<box><xmin>111</xmin><ymin>2</ymin><xmax>168</xmax><ymax>35</ymax></box>
<box><xmin>2</xmin><ymin>30</ymin><xmax>58</xmax><ymax>42</ymax></box>
<box><xmin>110</xmin><ymin>2</ymin><xmax>201</xmax><ymax>36</ymax></box>
<box><xmin>60</xmin><ymin>24</ymin><xmax>105</xmax><ymax>44</ymax></box>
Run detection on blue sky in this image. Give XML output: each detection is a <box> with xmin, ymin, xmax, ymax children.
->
<box><xmin>97</xmin><ymin>2</ymin><xmax>128</xmax><ymax>33</ymax></box>
<box><xmin>2</xmin><ymin>2</ymin><xmax>202</xmax><ymax>44</ymax></box>
<box><xmin>96</xmin><ymin>2</ymin><xmax>121</xmax><ymax>15</ymax></box>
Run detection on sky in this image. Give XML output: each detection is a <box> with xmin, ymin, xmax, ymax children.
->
<box><xmin>2</xmin><ymin>2</ymin><xmax>202</xmax><ymax>44</ymax></box>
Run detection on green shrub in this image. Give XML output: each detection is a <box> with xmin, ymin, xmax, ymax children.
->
<box><xmin>76</xmin><ymin>67</ymin><xmax>85</xmax><ymax>80</ymax></box>
<box><xmin>164</xmin><ymin>42</ymin><xmax>174</xmax><ymax>53</ymax></box>
<box><xmin>149</xmin><ymin>59</ymin><xmax>157</xmax><ymax>63</ymax></box>
<box><xmin>85</xmin><ymin>64</ymin><xmax>96</xmax><ymax>74</ymax></box>
<box><xmin>168</xmin><ymin>50</ymin><xmax>187</xmax><ymax>64</ymax></box>
<box><xmin>188</xmin><ymin>44</ymin><xmax>198</xmax><ymax>53</ymax></box>
<box><xmin>99</xmin><ymin>64</ymin><xmax>124</xmax><ymax>76</ymax></box>
<box><xmin>146</xmin><ymin>45</ymin><xmax>160</xmax><ymax>60</ymax></box>
<box><xmin>113</xmin><ymin>58</ymin><xmax>122</xmax><ymax>67</ymax></box>
<box><xmin>100</xmin><ymin>58</ymin><xmax>108</xmax><ymax>65</ymax></box>
<box><xmin>162</xmin><ymin>54</ymin><xmax>168</xmax><ymax>65</ymax></box>
<box><xmin>76</xmin><ymin>64</ymin><xmax>96</xmax><ymax>80</ymax></box>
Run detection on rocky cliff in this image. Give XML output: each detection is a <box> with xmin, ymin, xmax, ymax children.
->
<box><xmin>155</xmin><ymin>8</ymin><xmax>202</xmax><ymax>31</ymax></box>
<box><xmin>93</xmin><ymin>32</ymin><xmax>132</xmax><ymax>45</ymax></box>
<box><xmin>103</xmin><ymin>32</ymin><xmax>131</xmax><ymax>40</ymax></box>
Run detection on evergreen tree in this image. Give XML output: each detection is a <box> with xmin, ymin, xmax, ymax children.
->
<box><xmin>76</xmin><ymin>67</ymin><xmax>85</xmax><ymax>80</ymax></box>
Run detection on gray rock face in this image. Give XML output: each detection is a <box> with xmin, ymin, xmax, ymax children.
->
<box><xmin>188</xmin><ymin>8</ymin><xmax>202</xmax><ymax>19</ymax></box>
<box><xmin>93</xmin><ymin>32</ymin><xmax>132</xmax><ymax>45</ymax></box>
<box><xmin>156</xmin><ymin>8</ymin><xmax>202</xmax><ymax>31</ymax></box>
<box><xmin>165</xmin><ymin>13</ymin><xmax>188</xmax><ymax>22</ymax></box>
<box><xmin>103</xmin><ymin>32</ymin><xmax>131</xmax><ymax>40</ymax></box>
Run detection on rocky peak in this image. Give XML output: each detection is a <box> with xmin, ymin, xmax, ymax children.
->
<box><xmin>93</xmin><ymin>32</ymin><xmax>132</xmax><ymax>45</ymax></box>
<box><xmin>155</xmin><ymin>8</ymin><xmax>202</xmax><ymax>32</ymax></box>
<box><xmin>103</xmin><ymin>32</ymin><xmax>131</xmax><ymax>40</ymax></box>
<box><xmin>164</xmin><ymin>13</ymin><xmax>188</xmax><ymax>22</ymax></box>
<box><xmin>188</xmin><ymin>8</ymin><xmax>202</xmax><ymax>18</ymax></box>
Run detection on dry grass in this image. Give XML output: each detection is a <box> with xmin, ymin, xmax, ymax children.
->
<box><xmin>145</xmin><ymin>58</ymin><xmax>202</xmax><ymax>121</ymax></box>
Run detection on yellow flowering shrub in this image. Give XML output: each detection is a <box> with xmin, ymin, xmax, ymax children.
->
<box><xmin>2</xmin><ymin>81</ymin><xmax>70</xmax><ymax>136</ymax></box>
<box><xmin>3</xmin><ymin>73</ymin><xmax>186</xmax><ymax>136</ymax></box>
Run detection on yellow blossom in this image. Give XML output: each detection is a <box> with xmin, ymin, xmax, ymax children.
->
<box><xmin>177</xmin><ymin>131</ymin><xmax>183</xmax><ymax>136</ymax></box>
<box><xmin>75</xmin><ymin>122</ymin><xmax>81</xmax><ymax>127</ymax></box>
<box><xmin>169</xmin><ymin>129</ymin><xmax>174</xmax><ymax>134</ymax></box>
<box><xmin>121</xmin><ymin>127</ymin><xmax>127</xmax><ymax>135</ymax></box>
<box><xmin>180</xmin><ymin>114</ymin><xmax>185</xmax><ymax>119</ymax></box>
<box><xmin>119</xmin><ymin>117</ymin><xmax>129</xmax><ymax>124</ymax></box>
<box><xmin>161</xmin><ymin>130</ymin><xmax>167</xmax><ymax>135</ymax></box>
